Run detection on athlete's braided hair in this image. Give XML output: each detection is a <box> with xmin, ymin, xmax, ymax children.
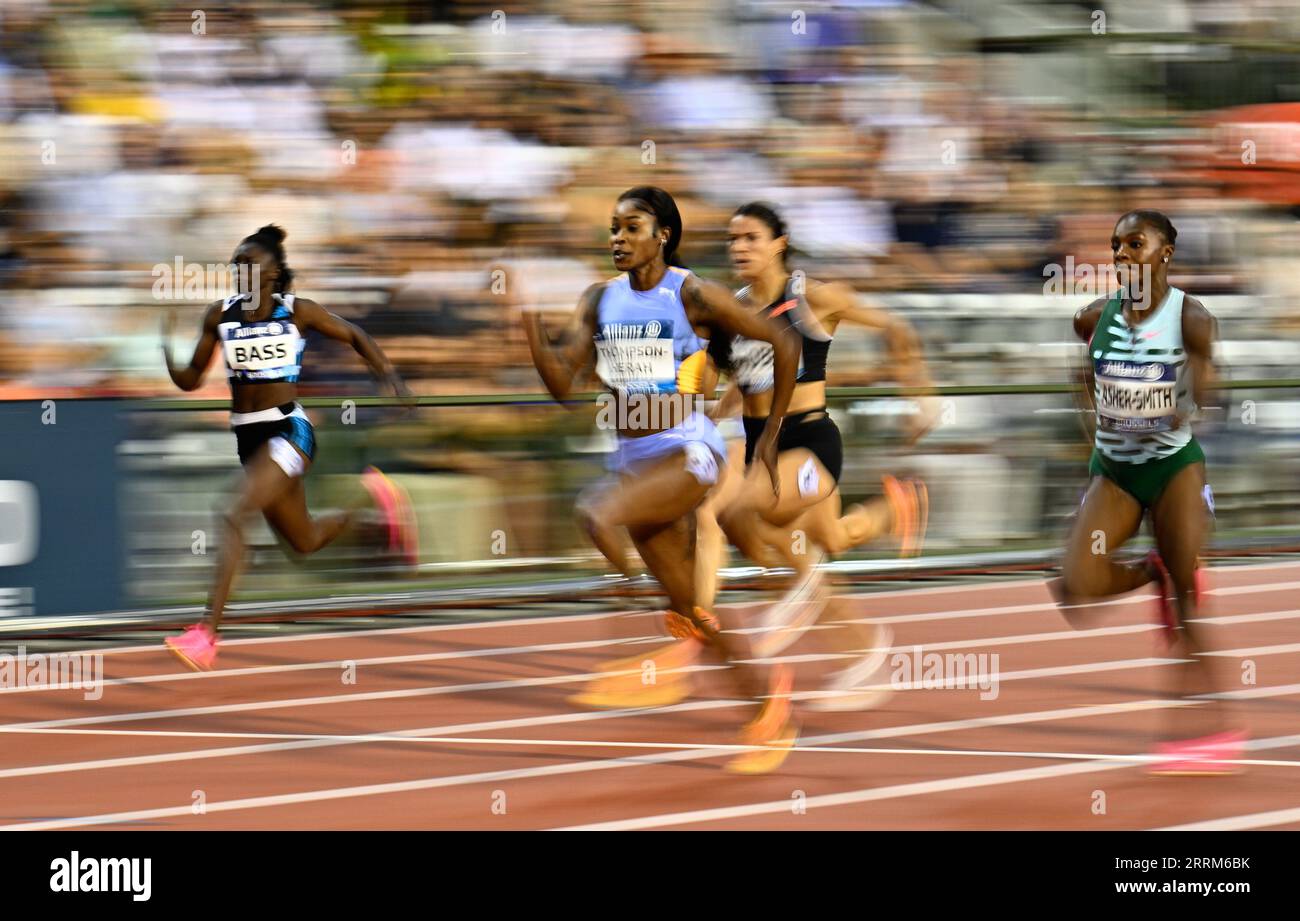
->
<box><xmin>241</xmin><ymin>224</ymin><xmax>295</xmax><ymax>294</ymax></box>
<box><xmin>617</xmin><ymin>186</ymin><xmax>685</xmax><ymax>268</ymax></box>
<box><xmin>1120</xmin><ymin>209</ymin><xmax>1178</xmax><ymax>247</ymax></box>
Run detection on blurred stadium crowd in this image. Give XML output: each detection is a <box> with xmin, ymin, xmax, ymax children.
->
<box><xmin>7</xmin><ymin>0</ymin><xmax>1300</xmax><ymax>594</ymax></box>
<box><xmin>4</xmin><ymin>0</ymin><xmax>1300</xmax><ymax>400</ymax></box>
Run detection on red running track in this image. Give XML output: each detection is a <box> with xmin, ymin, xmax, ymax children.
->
<box><xmin>2</xmin><ymin>561</ymin><xmax>1299</xmax><ymax>830</ymax></box>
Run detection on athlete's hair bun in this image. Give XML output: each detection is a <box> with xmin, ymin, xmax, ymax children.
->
<box><xmin>252</xmin><ymin>224</ymin><xmax>287</xmax><ymax>245</ymax></box>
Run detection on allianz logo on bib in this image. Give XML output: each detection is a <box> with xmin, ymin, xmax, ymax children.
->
<box><xmin>599</xmin><ymin>321</ymin><xmax>671</xmax><ymax>341</ymax></box>
<box><xmin>1098</xmin><ymin>360</ymin><xmax>1165</xmax><ymax>381</ymax></box>
<box><xmin>50</xmin><ymin>852</ymin><xmax>151</xmax><ymax>901</ymax></box>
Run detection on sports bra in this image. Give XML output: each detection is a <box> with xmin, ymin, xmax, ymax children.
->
<box><xmin>707</xmin><ymin>275</ymin><xmax>832</xmax><ymax>395</ymax></box>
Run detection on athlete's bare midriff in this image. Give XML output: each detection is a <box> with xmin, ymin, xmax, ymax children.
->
<box><xmin>230</xmin><ymin>380</ymin><xmax>298</xmax><ymax>414</ymax></box>
<box><xmin>742</xmin><ymin>380</ymin><xmax>826</xmax><ymax>419</ymax></box>
<box><xmin>611</xmin><ymin>390</ymin><xmax>699</xmax><ymax>438</ymax></box>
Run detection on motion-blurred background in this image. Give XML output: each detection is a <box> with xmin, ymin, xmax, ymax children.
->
<box><xmin>3</xmin><ymin>0</ymin><xmax>1300</xmax><ymax>616</ymax></box>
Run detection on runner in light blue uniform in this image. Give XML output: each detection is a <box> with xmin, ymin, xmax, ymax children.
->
<box><xmin>521</xmin><ymin>186</ymin><xmax>803</xmax><ymax>774</ymax></box>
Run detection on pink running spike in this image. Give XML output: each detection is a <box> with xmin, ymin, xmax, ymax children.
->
<box><xmin>165</xmin><ymin>623</ymin><xmax>218</xmax><ymax>672</ymax></box>
<box><xmin>1147</xmin><ymin>729</ymin><xmax>1248</xmax><ymax>776</ymax></box>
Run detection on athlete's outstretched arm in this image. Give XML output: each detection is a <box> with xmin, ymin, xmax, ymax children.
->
<box><xmin>162</xmin><ymin>300</ymin><xmax>222</xmax><ymax>392</ymax></box>
<box><xmin>810</xmin><ymin>281</ymin><xmax>938</xmax><ymax>443</ymax></box>
<box><xmin>520</xmin><ymin>282</ymin><xmax>601</xmax><ymax>403</ymax></box>
<box><xmin>683</xmin><ymin>275</ymin><xmax>799</xmax><ymax>491</ymax></box>
<box><xmin>809</xmin><ymin>283</ymin><xmax>930</xmax><ymax>386</ymax></box>
<box><xmin>1181</xmin><ymin>296</ymin><xmax>1218</xmax><ymax>424</ymax></box>
<box><xmin>293</xmin><ymin>298</ymin><xmax>411</xmax><ymax>399</ymax></box>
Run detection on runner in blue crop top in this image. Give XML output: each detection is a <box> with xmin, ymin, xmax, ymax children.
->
<box><xmin>161</xmin><ymin>224</ymin><xmax>413</xmax><ymax>670</ymax></box>
<box><xmin>521</xmin><ymin>186</ymin><xmax>802</xmax><ymax>773</ymax></box>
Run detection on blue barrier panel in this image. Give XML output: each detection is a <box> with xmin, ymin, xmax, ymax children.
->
<box><xmin>0</xmin><ymin>400</ymin><xmax>124</xmax><ymax>616</ymax></box>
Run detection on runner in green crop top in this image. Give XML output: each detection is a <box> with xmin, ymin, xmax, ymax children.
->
<box><xmin>1048</xmin><ymin>209</ymin><xmax>1245</xmax><ymax>773</ymax></box>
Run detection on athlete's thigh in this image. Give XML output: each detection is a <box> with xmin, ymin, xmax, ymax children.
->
<box><xmin>233</xmin><ymin>445</ymin><xmax>299</xmax><ymax>518</ymax></box>
<box><xmin>700</xmin><ymin>439</ymin><xmax>747</xmax><ymax>520</ymax></box>
<box><xmin>262</xmin><ymin>474</ymin><xmax>312</xmax><ymax>542</ymax></box>
<box><xmin>1064</xmin><ymin>475</ymin><xmax>1144</xmax><ymax>567</ymax></box>
<box><xmin>761</xmin><ymin>448</ymin><xmax>837</xmax><ymax>527</ymax></box>
<box><xmin>1149</xmin><ymin>462</ymin><xmax>1208</xmax><ymax>580</ymax></box>
<box><xmin>586</xmin><ymin>452</ymin><xmax>713</xmax><ymax>531</ymax></box>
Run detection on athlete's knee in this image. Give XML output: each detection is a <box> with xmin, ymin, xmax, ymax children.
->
<box><xmin>281</xmin><ymin>527</ymin><xmax>320</xmax><ymax>555</ymax></box>
<box><xmin>716</xmin><ymin>503</ymin><xmax>752</xmax><ymax>544</ymax></box>
<box><xmin>1061</xmin><ymin>553</ymin><xmax>1106</xmax><ymax>598</ymax></box>
<box><xmin>574</xmin><ymin>497</ymin><xmax>610</xmax><ymax>538</ymax></box>
<box><xmin>219</xmin><ymin>508</ymin><xmax>248</xmax><ymax>542</ymax></box>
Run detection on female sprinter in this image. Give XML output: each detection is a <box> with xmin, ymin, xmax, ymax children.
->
<box><xmin>599</xmin><ymin>202</ymin><xmax>936</xmax><ymax>709</ymax></box>
<box><xmin>708</xmin><ymin>202</ymin><xmax>933</xmax><ymax>706</ymax></box>
<box><xmin>521</xmin><ymin>186</ymin><xmax>802</xmax><ymax>774</ymax></box>
<box><xmin>162</xmin><ymin>224</ymin><xmax>413</xmax><ymax>670</ymax></box>
<box><xmin>1049</xmin><ymin>209</ymin><xmax>1243</xmax><ymax>774</ymax></box>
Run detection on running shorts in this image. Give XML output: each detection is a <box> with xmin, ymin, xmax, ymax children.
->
<box><xmin>231</xmin><ymin>401</ymin><xmax>316</xmax><ymax>478</ymax></box>
<box><xmin>1088</xmin><ymin>438</ymin><xmax>1205</xmax><ymax>510</ymax></box>
<box><xmin>742</xmin><ymin>408</ymin><xmax>844</xmax><ymax>484</ymax></box>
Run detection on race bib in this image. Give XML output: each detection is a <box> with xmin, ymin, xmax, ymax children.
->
<box><xmin>1095</xmin><ymin>358</ymin><xmax>1177</xmax><ymax>433</ymax></box>
<box><xmin>595</xmin><ymin>320</ymin><xmax>675</xmax><ymax>394</ymax></box>
<box><xmin>224</xmin><ymin>334</ymin><xmax>297</xmax><ymax>371</ymax></box>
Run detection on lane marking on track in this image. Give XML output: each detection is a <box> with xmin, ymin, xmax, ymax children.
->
<box><xmin>76</xmin><ymin>607</ymin><xmax>644</xmax><ymax>657</ymax></box>
<box><xmin>11</xmin><ymin>699</ymin><xmax>1300</xmax><ymax>832</ymax></box>
<box><xmin>15</xmin><ymin>599</ymin><xmax>1300</xmax><ymax>698</ymax></box>
<box><xmin>4</xmin><ymin>726</ymin><xmax>1298</xmax><ymax>770</ymax></box>
<box><xmin>0</xmin><ymin>697</ymin><xmax>1201</xmax><ymax>830</ymax></box>
<box><xmin>0</xmin><ymin>654</ymin><xmax>1194</xmax><ymax>733</ymax></box>
<box><xmin>0</xmin><ymin>635</ymin><xmax>665</xmax><ymax>696</ymax></box>
<box><xmin>554</xmin><ymin>730</ymin><xmax>1300</xmax><ymax>831</ymax></box>
<box><xmin>1156</xmin><ymin>805</ymin><xmax>1300</xmax><ymax>831</ymax></box>
<box><xmin>52</xmin><ymin>561</ymin><xmax>1300</xmax><ymax>660</ymax></box>
<box><xmin>0</xmin><ymin>699</ymin><xmax>742</xmax><ymax>781</ymax></box>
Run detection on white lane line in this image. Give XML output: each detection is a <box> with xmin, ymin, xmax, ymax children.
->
<box><xmin>0</xmin><ymin>699</ymin><xmax>744</xmax><ymax>781</ymax></box>
<box><xmin>1196</xmin><ymin>609</ymin><xmax>1300</xmax><ymax>626</ymax></box>
<box><xmin>0</xmin><ymin>653</ymin><xmax>1188</xmax><ymax>735</ymax></box>
<box><xmin>1205</xmin><ymin>641</ymin><xmax>1300</xmax><ymax>658</ymax></box>
<box><xmin>16</xmin><ymin>601</ymin><xmax>1300</xmax><ymax>698</ymax></box>
<box><xmin>58</xmin><ymin>561</ymin><xmax>1300</xmax><ymax>660</ymax></box>
<box><xmin>1156</xmin><ymin>806</ymin><xmax>1300</xmax><ymax>831</ymax></box>
<box><xmin>68</xmin><ymin>607</ymin><xmax>653</xmax><ymax>657</ymax></box>
<box><xmin>5</xmin><ymin>727</ymin><xmax>1298</xmax><ymax>770</ymax></box>
<box><xmin>0</xmin><ymin>696</ymin><xmax>1206</xmax><ymax>831</ymax></box>
<box><xmin>554</xmin><ymin>730</ymin><xmax>1300</xmax><ymax>831</ymax></box>
<box><xmin>15</xmin><ymin>692</ymin><xmax>1300</xmax><ymax>831</ymax></box>
<box><xmin>48</xmin><ymin>575</ymin><xmax>1051</xmax><ymax>659</ymax></box>
<box><xmin>0</xmin><ymin>635</ymin><xmax>663</xmax><ymax>697</ymax></box>
<box><xmin>48</xmin><ymin>564</ymin><xmax>1300</xmax><ymax>661</ymax></box>
<box><xmin>0</xmin><ymin>665</ymin><xmax>723</xmax><ymax>732</ymax></box>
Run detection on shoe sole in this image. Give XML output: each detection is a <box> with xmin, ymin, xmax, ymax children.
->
<box><xmin>725</xmin><ymin>720</ymin><xmax>800</xmax><ymax>775</ymax></box>
<box><xmin>568</xmin><ymin>678</ymin><xmax>693</xmax><ymax>710</ymax></box>
<box><xmin>1147</xmin><ymin>764</ymin><xmax>1243</xmax><ymax>776</ymax></box>
<box><xmin>165</xmin><ymin>641</ymin><xmax>212</xmax><ymax>673</ymax></box>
